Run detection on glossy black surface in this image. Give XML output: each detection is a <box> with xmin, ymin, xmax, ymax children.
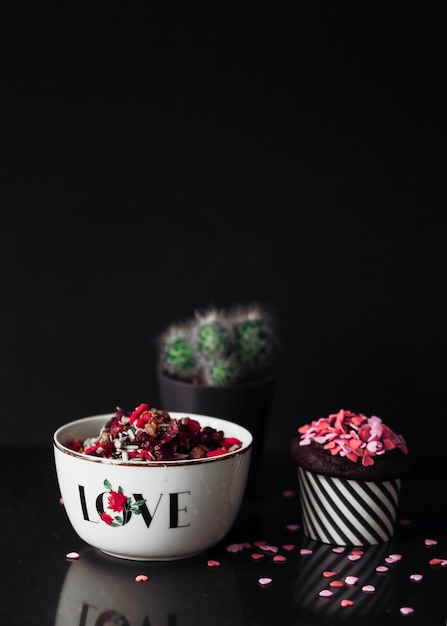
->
<box><xmin>2</xmin><ymin>446</ymin><xmax>446</xmax><ymax>626</ymax></box>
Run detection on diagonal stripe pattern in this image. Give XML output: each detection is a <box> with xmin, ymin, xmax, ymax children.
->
<box><xmin>297</xmin><ymin>467</ymin><xmax>401</xmax><ymax>545</ymax></box>
<box><xmin>292</xmin><ymin>537</ymin><xmax>395</xmax><ymax>618</ymax></box>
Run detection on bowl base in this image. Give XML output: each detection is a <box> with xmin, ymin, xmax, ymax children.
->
<box><xmin>99</xmin><ymin>548</ymin><xmax>204</xmax><ymax>561</ymax></box>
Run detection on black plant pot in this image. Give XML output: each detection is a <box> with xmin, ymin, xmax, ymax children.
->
<box><xmin>156</xmin><ymin>368</ymin><xmax>276</xmax><ymax>492</ymax></box>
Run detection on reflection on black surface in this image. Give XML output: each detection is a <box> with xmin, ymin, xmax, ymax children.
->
<box><xmin>291</xmin><ymin>537</ymin><xmax>398</xmax><ymax>623</ymax></box>
<box><xmin>55</xmin><ymin>547</ymin><xmax>244</xmax><ymax>626</ymax></box>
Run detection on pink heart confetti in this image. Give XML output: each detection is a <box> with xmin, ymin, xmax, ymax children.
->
<box><xmin>429</xmin><ymin>558</ymin><xmax>444</xmax><ymax>566</ymax></box>
<box><xmin>362</xmin><ymin>584</ymin><xmax>375</xmax><ymax>593</ymax></box>
<box><xmin>65</xmin><ymin>552</ymin><xmax>79</xmax><ymax>560</ymax></box>
<box><xmin>300</xmin><ymin>548</ymin><xmax>313</xmax><ymax>555</ymax></box>
<box><xmin>226</xmin><ymin>543</ymin><xmax>243</xmax><ymax>553</ymax></box>
<box><xmin>385</xmin><ymin>553</ymin><xmax>402</xmax><ymax>564</ymax></box>
<box><xmin>273</xmin><ymin>555</ymin><xmax>287</xmax><ymax>562</ymax></box>
<box><xmin>341</xmin><ymin>599</ymin><xmax>354</xmax><ymax>607</ymax></box>
<box><xmin>425</xmin><ymin>538</ymin><xmax>438</xmax><ymax>547</ymax></box>
<box><xmin>323</xmin><ymin>571</ymin><xmax>336</xmax><ymax>578</ymax></box>
<box><xmin>258</xmin><ymin>543</ymin><xmax>278</xmax><ymax>553</ymax></box>
<box><xmin>332</xmin><ymin>546</ymin><xmax>345</xmax><ymax>553</ymax></box>
<box><xmin>376</xmin><ymin>565</ymin><xmax>389</xmax><ymax>573</ymax></box>
<box><xmin>329</xmin><ymin>580</ymin><xmax>343</xmax><ymax>588</ymax></box>
<box><xmin>207</xmin><ymin>560</ymin><xmax>221</xmax><ymax>567</ymax></box>
<box><xmin>135</xmin><ymin>574</ymin><xmax>148</xmax><ymax>582</ymax></box>
<box><xmin>319</xmin><ymin>589</ymin><xmax>333</xmax><ymax>598</ymax></box>
<box><xmin>282</xmin><ymin>544</ymin><xmax>295</xmax><ymax>551</ymax></box>
<box><xmin>258</xmin><ymin>577</ymin><xmax>272</xmax><ymax>587</ymax></box>
<box><xmin>251</xmin><ymin>553</ymin><xmax>265</xmax><ymax>560</ymax></box>
<box><xmin>286</xmin><ymin>524</ymin><xmax>300</xmax><ymax>531</ymax></box>
<box><xmin>410</xmin><ymin>573</ymin><xmax>423</xmax><ymax>582</ymax></box>
<box><xmin>282</xmin><ymin>489</ymin><xmax>296</xmax><ymax>498</ymax></box>
<box><xmin>345</xmin><ymin>576</ymin><xmax>359</xmax><ymax>586</ymax></box>
<box><xmin>348</xmin><ymin>554</ymin><xmax>362</xmax><ymax>561</ymax></box>
<box><xmin>400</xmin><ymin>607</ymin><xmax>414</xmax><ymax>615</ymax></box>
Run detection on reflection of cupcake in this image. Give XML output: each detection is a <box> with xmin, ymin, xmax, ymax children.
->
<box><xmin>290</xmin><ymin>409</ymin><xmax>413</xmax><ymax>545</ymax></box>
<box><xmin>292</xmin><ymin>537</ymin><xmax>397</xmax><ymax>622</ymax></box>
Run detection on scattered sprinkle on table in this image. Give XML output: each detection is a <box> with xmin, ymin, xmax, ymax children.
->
<box><xmin>273</xmin><ymin>554</ymin><xmax>287</xmax><ymax>562</ymax></box>
<box><xmin>135</xmin><ymin>574</ymin><xmax>148</xmax><ymax>582</ymax></box>
<box><xmin>376</xmin><ymin>565</ymin><xmax>389</xmax><ymax>573</ymax></box>
<box><xmin>425</xmin><ymin>538</ymin><xmax>438</xmax><ymax>546</ymax></box>
<box><xmin>400</xmin><ymin>607</ymin><xmax>414</xmax><ymax>615</ymax></box>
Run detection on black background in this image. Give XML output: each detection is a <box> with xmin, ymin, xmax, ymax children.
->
<box><xmin>1</xmin><ymin>2</ymin><xmax>445</xmax><ymax>458</ymax></box>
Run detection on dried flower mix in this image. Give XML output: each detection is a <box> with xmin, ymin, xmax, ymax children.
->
<box><xmin>66</xmin><ymin>403</ymin><xmax>243</xmax><ymax>462</ymax></box>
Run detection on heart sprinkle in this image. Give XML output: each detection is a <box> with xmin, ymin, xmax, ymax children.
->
<box><xmin>376</xmin><ymin>565</ymin><xmax>389</xmax><ymax>573</ymax></box>
<box><xmin>345</xmin><ymin>576</ymin><xmax>359</xmax><ymax>586</ymax></box>
<box><xmin>258</xmin><ymin>543</ymin><xmax>278</xmax><ymax>553</ymax></box>
<box><xmin>425</xmin><ymin>538</ymin><xmax>438</xmax><ymax>547</ymax></box>
<box><xmin>319</xmin><ymin>589</ymin><xmax>333</xmax><ymax>597</ymax></box>
<box><xmin>323</xmin><ymin>571</ymin><xmax>336</xmax><ymax>578</ymax></box>
<box><xmin>282</xmin><ymin>489</ymin><xmax>296</xmax><ymax>498</ymax></box>
<box><xmin>207</xmin><ymin>560</ymin><xmax>221</xmax><ymax>567</ymax></box>
<box><xmin>410</xmin><ymin>573</ymin><xmax>423</xmax><ymax>582</ymax></box>
<box><xmin>258</xmin><ymin>577</ymin><xmax>272</xmax><ymax>587</ymax></box>
<box><xmin>135</xmin><ymin>574</ymin><xmax>148</xmax><ymax>582</ymax></box>
<box><xmin>341</xmin><ymin>599</ymin><xmax>354</xmax><ymax>607</ymax></box>
<box><xmin>273</xmin><ymin>555</ymin><xmax>287</xmax><ymax>562</ymax></box>
<box><xmin>400</xmin><ymin>607</ymin><xmax>414</xmax><ymax>615</ymax></box>
<box><xmin>362</xmin><ymin>584</ymin><xmax>376</xmax><ymax>593</ymax></box>
<box><xmin>226</xmin><ymin>543</ymin><xmax>244</xmax><ymax>553</ymax></box>
<box><xmin>65</xmin><ymin>552</ymin><xmax>80</xmax><ymax>560</ymax></box>
<box><xmin>385</xmin><ymin>553</ymin><xmax>402</xmax><ymax>564</ymax></box>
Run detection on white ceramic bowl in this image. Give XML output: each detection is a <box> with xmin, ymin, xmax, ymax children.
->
<box><xmin>54</xmin><ymin>412</ymin><xmax>252</xmax><ymax>561</ymax></box>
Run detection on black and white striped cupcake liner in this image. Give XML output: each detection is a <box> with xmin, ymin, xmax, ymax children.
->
<box><xmin>297</xmin><ymin>467</ymin><xmax>401</xmax><ymax>545</ymax></box>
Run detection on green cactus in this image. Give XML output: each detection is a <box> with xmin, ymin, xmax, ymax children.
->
<box><xmin>159</xmin><ymin>323</ymin><xmax>198</xmax><ymax>381</ymax></box>
<box><xmin>202</xmin><ymin>358</ymin><xmax>237</xmax><ymax>386</ymax></box>
<box><xmin>158</xmin><ymin>303</ymin><xmax>279</xmax><ymax>386</ymax></box>
<box><xmin>230</xmin><ymin>304</ymin><xmax>276</xmax><ymax>374</ymax></box>
<box><xmin>193</xmin><ymin>310</ymin><xmax>233</xmax><ymax>362</ymax></box>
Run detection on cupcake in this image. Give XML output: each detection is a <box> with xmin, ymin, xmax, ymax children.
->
<box><xmin>290</xmin><ymin>409</ymin><xmax>413</xmax><ymax>546</ymax></box>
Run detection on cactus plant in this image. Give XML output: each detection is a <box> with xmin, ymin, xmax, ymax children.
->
<box><xmin>158</xmin><ymin>303</ymin><xmax>279</xmax><ymax>386</ymax></box>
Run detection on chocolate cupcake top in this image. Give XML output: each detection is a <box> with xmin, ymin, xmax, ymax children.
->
<box><xmin>290</xmin><ymin>409</ymin><xmax>413</xmax><ymax>480</ymax></box>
